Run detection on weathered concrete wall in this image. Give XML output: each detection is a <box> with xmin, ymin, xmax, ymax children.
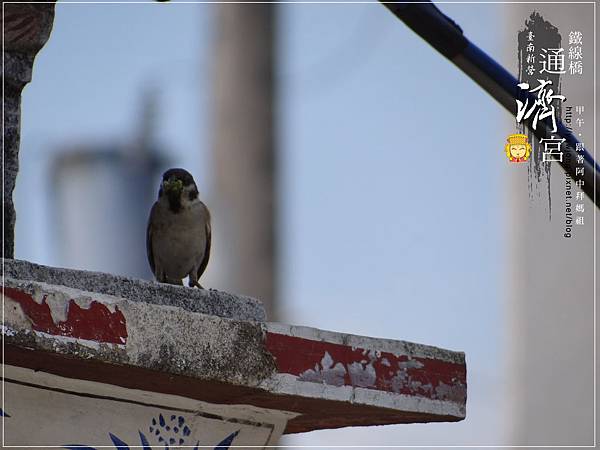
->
<box><xmin>5</xmin><ymin>258</ymin><xmax>266</xmax><ymax>321</ymax></box>
<box><xmin>5</xmin><ymin>277</ymin><xmax>275</xmax><ymax>384</ymax></box>
<box><xmin>3</xmin><ymin>2</ymin><xmax>56</xmax><ymax>258</ymax></box>
<box><xmin>4</xmin><ymin>273</ymin><xmax>467</xmax><ymax>436</ymax></box>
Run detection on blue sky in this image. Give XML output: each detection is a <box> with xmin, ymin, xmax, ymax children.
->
<box><xmin>16</xmin><ymin>1</ymin><xmax>508</xmax><ymax>445</ymax></box>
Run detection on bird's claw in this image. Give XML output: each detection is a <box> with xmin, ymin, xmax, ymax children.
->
<box><xmin>189</xmin><ymin>279</ymin><xmax>204</xmax><ymax>289</ymax></box>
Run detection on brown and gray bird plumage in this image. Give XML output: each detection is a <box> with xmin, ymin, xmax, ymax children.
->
<box><xmin>146</xmin><ymin>168</ymin><xmax>211</xmax><ymax>288</ymax></box>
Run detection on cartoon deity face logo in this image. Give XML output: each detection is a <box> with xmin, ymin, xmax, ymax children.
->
<box><xmin>505</xmin><ymin>134</ymin><xmax>532</xmax><ymax>162</ymax></box>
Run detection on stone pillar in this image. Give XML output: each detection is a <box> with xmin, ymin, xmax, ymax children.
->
<box><xmin>2</xmin><ymin>1</ymin><xmax>56</xmax><ymax>258</ymax></box>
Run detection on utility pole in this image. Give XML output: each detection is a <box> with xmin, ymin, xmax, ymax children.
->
<box><xmin>211</xmin><ymin>3</ymin><xmax>278</xmax><ymax>319</ymax></box>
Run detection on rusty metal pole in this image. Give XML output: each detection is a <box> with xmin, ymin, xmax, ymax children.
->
<box><xmin>210</xmin><ymin>3</ymin><xmax>278</xmax><ymax>319</ymax></box>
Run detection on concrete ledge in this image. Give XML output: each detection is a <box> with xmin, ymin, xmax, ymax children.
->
<box><xmin>4</xmin><ymin>258</ymin><xmax>266</xmax><ymax>322</ymax></box>
<box><xmin>4</xmin><ymin>276</ymin><xmax>467</xmax><ymax>433</ymax></box>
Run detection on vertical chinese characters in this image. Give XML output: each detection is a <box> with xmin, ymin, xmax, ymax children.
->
<box><xmin>515</xmin><ymin>33</ymin><xmax>566</xmax><ymax>133</ymax></box>
<box><xmin>516</xmin><ymin>80</ymin><xmax>565</xmax><ymax>132</ymax></box>
<box><xmin>568</xmin><ymin>31</ymin><xmax>583</xmax><ymax>75</ymax></box>
<box><xmin>573</xmin><ymin>107</ymin><xmax>585</xmax><ymax>226</ymax></box>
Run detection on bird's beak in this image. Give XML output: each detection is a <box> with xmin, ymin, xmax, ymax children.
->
<box><xmin>163</xmin><ymin>179</ymin><xmax>183</xmax><ymax>193</ymax></box>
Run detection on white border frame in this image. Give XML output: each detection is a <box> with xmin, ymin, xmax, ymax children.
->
<box><xmin>0</xmin><ymin>0</ymin><xmax>599</xmax><ymax>449</ymax></box>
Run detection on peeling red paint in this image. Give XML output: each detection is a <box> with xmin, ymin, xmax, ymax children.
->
<box><xmin>5</xmin><ymin>287</ymin><xmax>127</xmax><ymax>345</ymax></box>
<box><xmin>265</xmin><ymin>332</ymin><xmax>466</xmax><ymax>402</ymax></box>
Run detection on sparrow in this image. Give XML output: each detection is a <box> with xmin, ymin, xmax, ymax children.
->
<box><xmin>146</xmin><ymin>168</ymin><xmax>211</xmax><ymax>288</ymax></box>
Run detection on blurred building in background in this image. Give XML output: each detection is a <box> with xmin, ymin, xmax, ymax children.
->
<box><xmin>50</xmin><ymin>91</ymin><xmax>166</xmax><ymax>279</ymax></box>
<box><xmin>505</xmin><ymin>3</ymin><xmax>596</xmax><ymax>445</ymax></box>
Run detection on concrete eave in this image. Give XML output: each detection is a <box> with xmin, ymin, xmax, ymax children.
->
<box><xmin>3</xmin><ymin>262</ymin><xmax>467</xmax><ymax>434</ymax></box>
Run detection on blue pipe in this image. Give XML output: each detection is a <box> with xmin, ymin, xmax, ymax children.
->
<box><xmin>381</xmin><ymin>1</ymin><xmax>598</xmax><ymax>207</ymax></box>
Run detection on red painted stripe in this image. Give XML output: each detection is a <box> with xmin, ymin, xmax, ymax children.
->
<box><xmin>265</xmin><ymin>332</ymin><xmax>466</xmax><ymax>402</ymax></box>
<box><xmin>5</xmin><ymin>287</ymin><xmax>127</xmax><ymax>345</ymax></box>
